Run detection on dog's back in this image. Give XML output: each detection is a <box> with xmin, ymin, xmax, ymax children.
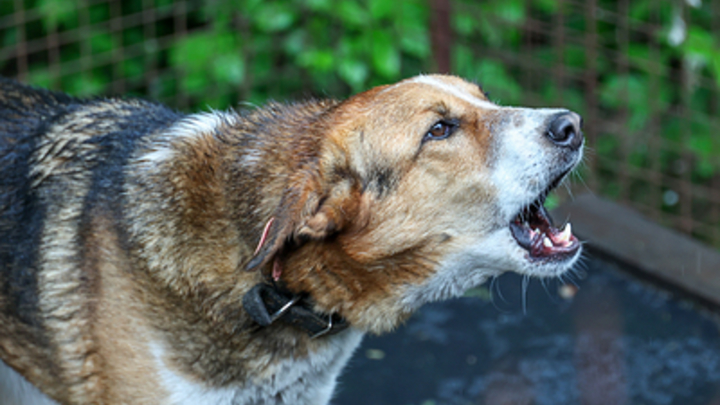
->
<box><xmin>0</xmin><ymin>79</ymin><xmax>184</xmax><ymax>403</ymax></box>
<box><xmin>0</xmin><ymin>79</ymin><xmax>78</xmax><ymax>403</ymax></box>
<box><xmin>0</xmin><ymin>79</ymin><xmax>80</xmax><ymax>385</ymax></box>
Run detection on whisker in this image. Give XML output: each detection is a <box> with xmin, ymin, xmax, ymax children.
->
<box><xmin>493</xmin><ymin>275</ymin><xmax>507</xmax><ymax>304</ymax></box>
<box><xmin>521</xmin><ymin>275</ymin><xmax>529</xmax><ymax>315</ymax></box>
<box><xmin>541</xmin><ymin>277</ymin><xmax>560</xmax><ymax>305</ymax></box>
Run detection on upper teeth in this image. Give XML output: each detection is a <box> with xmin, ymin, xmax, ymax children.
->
<box><xmin>558</xmin><ymin>223</ymin><xmax>572</xmax><ymax>242</ymax></box>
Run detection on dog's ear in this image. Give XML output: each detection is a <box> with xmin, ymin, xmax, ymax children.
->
<box><xmin>245</xmin><ymin>172</ymin><xmax>364</xmax><ymax>272</ymax></box>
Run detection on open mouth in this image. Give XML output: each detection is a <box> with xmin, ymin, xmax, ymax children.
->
<box><xmin>509</xmin><ymin>177</ymin><xmax>580</xmax><ymax>261</ymax></box>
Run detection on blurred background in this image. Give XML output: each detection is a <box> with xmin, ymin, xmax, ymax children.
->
<box><xmin>1</xmin><ymin>0</ymin><xmax>720</xmax><ymax>250</ymax></box>
<box><xmin>4</xmin><ymin>2</ymin><xmax>720</xmax><ymax>404</ymax></box>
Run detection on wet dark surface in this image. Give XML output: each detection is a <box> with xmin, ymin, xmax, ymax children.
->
<box><xmin>332</xmin><ymin>254</ymin><xmax>720</xmax><ymax>405</ymax></box>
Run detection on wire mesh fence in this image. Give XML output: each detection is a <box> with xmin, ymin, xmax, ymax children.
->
<box><xmin>1</xmin><ymin>0</ymin><xmax>719</xmax><ymax>249</ymax></box>
<box><xmin>0</xmin><ymin>0</ymin><xmax>205</xmax><ymax>108</ymax></box>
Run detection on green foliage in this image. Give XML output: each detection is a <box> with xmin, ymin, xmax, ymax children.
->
<box><xmin>166</xmin><ymin>0</ymin><xmax>430</xmax><ymax>103</ymax></box>
<box><xmin>3</xmin><ymin>0</ymin><xmax>720</xmax><ymax>239</ymax></box>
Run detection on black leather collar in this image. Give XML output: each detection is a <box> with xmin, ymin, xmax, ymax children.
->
<box><xmin>242</xmin><ymin>283</ymin><xmax>349</xmax><ymax>339</ymax></box>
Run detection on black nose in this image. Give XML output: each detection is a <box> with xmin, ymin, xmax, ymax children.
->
<box><xmin>547</xmin><ymin>112</ymin><xmax>583</xmax><ymax>150</ymax></box>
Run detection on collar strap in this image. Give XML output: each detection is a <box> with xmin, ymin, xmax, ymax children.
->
<box><xmin>242</xmin><ymin>283</ymin><xmax>349</xmax><ymax>339</ymax></box>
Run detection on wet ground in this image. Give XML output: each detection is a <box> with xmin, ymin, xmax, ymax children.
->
<box><xmin>333</xmin><ymin>253</ymin><xmax>720</xmax><ymax>405</ymax></box>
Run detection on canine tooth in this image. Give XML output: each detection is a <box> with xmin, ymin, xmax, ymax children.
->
<box><xmin>533</xmin><ymin>228</ymin><xmax>540</xmax><ymax>234</ymax></box>
<box><xmin>543</xmin><ymin>236</ymin><xmax>553</xmax><ymax>248</ymax></box>
<box><xmin>558</xmin><ymin>223</ymin><xmax>571</xmax><ymax>242</ymax></box>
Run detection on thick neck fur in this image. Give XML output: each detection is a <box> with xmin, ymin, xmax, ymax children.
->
<box><xmin>124</xmin><ymin>97</ymin><xmax>425</xmax><ymax>389</ymax></box>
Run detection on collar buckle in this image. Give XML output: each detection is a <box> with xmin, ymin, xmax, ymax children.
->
<box><xmin>270</xmin><ymin>295</ymin><xmax>301</xmax><ymax>322</ymax></box>
<box><xmin>242</xmin><ymin>283</ymin><xmax>350</xmax><ymax>338</ymax></box>
<box><xmin>309</xmin><ymin>314</ymin><xmax>334</xmax><ymax>339</ymax></box>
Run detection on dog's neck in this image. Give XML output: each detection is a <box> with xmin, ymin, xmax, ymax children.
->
<box><xmin>148</xmin><ymin>324</ymin><xmax>365</xmax><ymax>405</ymax></box>
<box><xmin>125</xmin><ymin>101</ymin><xmax>431</xmax><ymax>395</ymax></box>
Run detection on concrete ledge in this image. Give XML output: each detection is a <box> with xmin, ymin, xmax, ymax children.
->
<box><xmin>553</xmin><ymin>193</ymin><xmax>720</xmax><ymax>306</ymax></box>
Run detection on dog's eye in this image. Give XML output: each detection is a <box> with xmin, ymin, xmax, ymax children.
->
<box><xmin>424</xmin><ymin>121</ymin><xmax>456</xmax><ymax>142</ymax></box>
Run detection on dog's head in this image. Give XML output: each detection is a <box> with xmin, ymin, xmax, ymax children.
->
<box><xmin>249</xmin><ymin>74</ymin><xmax>583</xmax><ymax>332</ymax></box>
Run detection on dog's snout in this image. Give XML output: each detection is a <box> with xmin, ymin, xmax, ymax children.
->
<box><xmin>546</xmin><ymin>112</ymin><xmax>583</xmax><ymax>150</ymax></box>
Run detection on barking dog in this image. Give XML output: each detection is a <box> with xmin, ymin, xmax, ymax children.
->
<box><xmin>0</xmin><ymin>74</ymin><xmax>583</xmax><ymax>404</ymax></box>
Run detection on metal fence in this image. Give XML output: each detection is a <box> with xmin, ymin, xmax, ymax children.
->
<box><xmin>0</xmin><ymin>0</ymin><xmax>205</xmax><ymax>107</ymax></box>
<box><xmin>2</xmin><ymin>0</ymin><xmax>719</xmax><ymax>249</ymax></box>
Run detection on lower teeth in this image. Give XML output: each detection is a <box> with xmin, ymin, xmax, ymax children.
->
<box><xmin>543</xmin><ymin>236</ymin><xmax>553</xmax><ymax>248</ymax></box>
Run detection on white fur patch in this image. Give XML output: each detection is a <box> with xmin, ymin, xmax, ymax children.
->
<box><xmin>150</xmin><ymin>329</ymin><xmax>364</xmax><ymax>405</ymax></box>
<box><xmin>137</xmin><ymin>111</ymin><xmax>238</xmax><ymax>166</ymax></box>
<box><xmin>490</xmin><ymin>107</ymin><xmax>580</xmax><ymax>222</ymax></box>
<box><xmin>405</xmin><ymin>75</ymin><xmax>500</xmax><ymax>110</ymax></box>
<box><xmin>400</xmin><ymin>233</ymin><xmax>508</xmax><ymax>310</ymax></box>
<box><xmin>239</xmin><ymin>148</ymin><xmax>263</xmax><ymax>168</ymax></box>
<box><xmin>0</xmin><ymin>360</ymin><xmax>59</xmax><ymax>405</ymax></box>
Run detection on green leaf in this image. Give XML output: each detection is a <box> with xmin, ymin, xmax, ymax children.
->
<box><xmin>599</xmin><ymin>75</ymin><xmax>657</xmax><ymax>130</ymax></box>
<box><xmin>399</xmin><ymin>0</ymin><xmax>427</xmax><ymax>23</ymax></box>
<box><xmin>371</xmin><ymin>30</ymin><xmax>400</xmax><ymax>79</ymax></box>
<box><xmin>369</xmin><ymin>0</ymin><xmax>395</xmax><ymax>20</ymax></box>
<box><xmin>684</xmin><ymin>27</ymin><xmax>715</xmax><ymax>63</ymax></box>
<box><xmin>298</xmin><ymin>49</ymin><xmax>335</xmax><ymax>73</ymax></box>
<box><xmin>496</xmin><ymin>0</ymin><xmax>525</xmax><ymax>24</ymax></box>
<box><xmin>27</xmin><ymin>70</ymin><xmax>53</xmax><ymax>89</ymax></box>
<box><xmin>626</xmin><ymin>44</ymin><xmax>667</xmax><ymax>75</ymax></box>
<box><xmin>181</xmin><ymin>73</ymin><xmax>208</xmax><ymax>96</ymax></box>
<box><xmin>251</xmin><ymin>51</ymin><xmax>273</xmax><ymax>82</ymax></box>
<box><xmin>532</xmin><ymin>0</ymin><xmax>559</xmax><ymax>13</ymax></box>
<box><xmin>171</xmin><ymin>33</ymin><xmax>216</xmax><ymax>71</ymax></box>
<box><xmin>122</xmin><ymin>27</ymin><xmax>144</xmax><ymax>47</ymax></box>
<box><xmin>338</xmin><ymin>59</ymin><xmax>368</xmax><ymax>91</ymax></box>
<box><xmin>557</xmin><ymin>46</ymin><xmax>583</xmax><ymax>69</ymax></box>
<box><xmin>452</xmin><ymin>45</ymin><xmax>474</xmax><ymax>78</ymax></box>
<box><xmin>712</xmin><ymin>51</ymin><xmax>720</xmax><ymax>88</ymax></box>
<box><xmin>90</xmin><ymin>32</ymin><xmax>115</xmax><ymax>55</ymax></box>
<box><xmin>695</xmin><ymin>158</ymin><xmax>715</xmax><ymax>179</ymax></box>
<box><xmin>475</xmin><ymin>60</ymin><xmax>522</xmax><ymax>105</ymax></box>
<box><xmin>628</xmin><ymin>0</ymin><xmax>651</xmax><ymax>22</ymax></box>
<box><xmin>338</xmin><ymin>0</ymin><xmax>369</xmax><ymax>27</ymax></box>
<box><xmin>2</xmin><ymin>27</ymin><xmax>17</xmax><ymax>47</ymax></box>
<box><xmin>213</xmin><ymin>54</ymin><xmax>245</xmax><ymax>85</ymax></box>
<box><xmin>88</xmin><ymin>3</ymin><xmax>109</xmax><ymax>24</ymax></box>
<box><xmin>64</xmin><ymin>74</ymin><xmax>107</xmax><ymax>97</ymax></box>
<box><xmin>171</xmin><ymin>31</ymin><xmax>244</xmax><ymax>95</ymax></box>
<box><xmin>254</xmin><ymin>3</ymin><xmax>297</xmax><ymax>32</ymax></box>
<box><xmin>283</xmin><ymin>29</ymin><xmax>306</xmax><ymax>56</ymax></box>
<box><xmin>122</xmin><ymin>58</ymin><xmax>145</xmax><ymax>80</ymax></box>
<box><xmin>37</xmin><ymin>0</ymin><xmax>78</xmax><ymax>30</ymax></box>
<box><xmin>305</xmin><ymin>0</ymin><xmax>332</xmax><ymax>13</ymax></box>
<box><xmin>399</xmin><ymin>25</ymin><xmax>430</xmax><ymax>59</ymax></box>
<box><xmin>477</xmin><ymin>14</ymin><xmax>502</xmax><ymax>47</ymax></box>
<box><xmin>688</xmin><ymin>134</ymin><xmax>712</xmax><ymax>155</ymax></box>
<box><xmin>452</xmin><ymin>13</ymin><xmax>476</xmax><ymax>36</ymax></box>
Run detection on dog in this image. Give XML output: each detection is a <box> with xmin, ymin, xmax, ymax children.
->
<box><xmin>0</xmin><ymin>74</ymin><xmax>583</xmax><ymax>404</ymax></box>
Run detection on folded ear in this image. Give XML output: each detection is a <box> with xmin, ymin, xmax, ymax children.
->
<box><xmin>245</xmin><ymin>173</ymin><xmax>363</xmax><ymax>272</ymax></box>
